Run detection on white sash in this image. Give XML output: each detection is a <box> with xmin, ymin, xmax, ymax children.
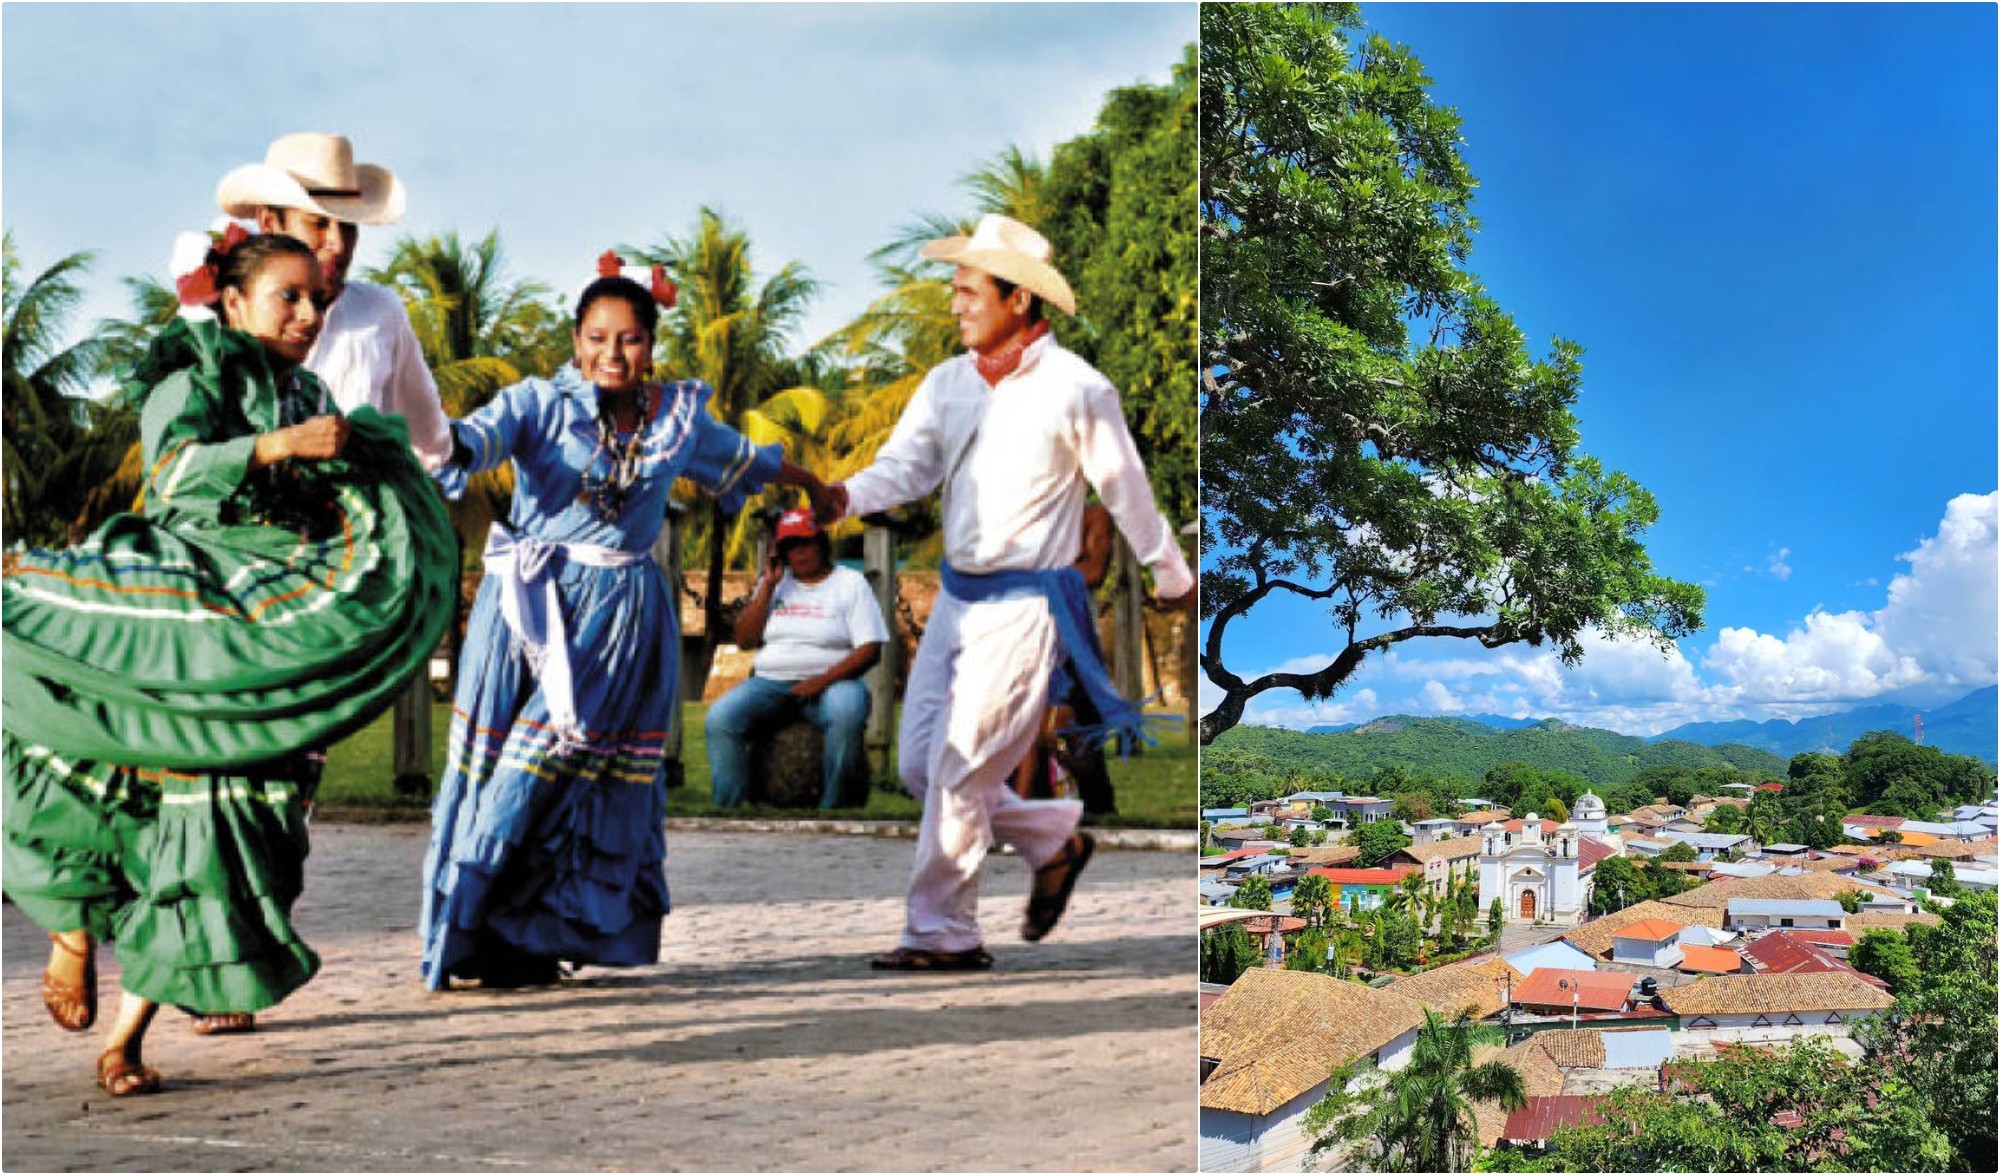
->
<box><xmin>482</xmin><ymin>525</ymin><xmax>648</xmax><ymax>737</ymax></box>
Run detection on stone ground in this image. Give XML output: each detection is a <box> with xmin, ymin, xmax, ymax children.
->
<box><xmin>2</xmin><ymin>823</ymin><xmax>1197</xmax><ymax>1172</ymax></box>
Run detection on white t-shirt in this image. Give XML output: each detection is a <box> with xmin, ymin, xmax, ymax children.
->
<box><xmin>305</xmin><ymin>281</ymin><xmax>454</xmax><ymax>473</ymax></box>
<box><xmin>752</xmin><ymin>564</ymin><xmax>891</xmax><ymax>681</ymax></box>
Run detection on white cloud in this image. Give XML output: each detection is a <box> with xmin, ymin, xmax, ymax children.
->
<box><xmin>1417</xmin><ymin>680</ymin><xmax>1465</xmax><ymax>714</ymax></box>
<box><xmin>1872</xmin><ymin>491</ymin><xmax>1999</xmax><ymax>689</ymax></box>
<box><xmin>1768</xmin><ymin>547</ymin><xmax>1792</xmax><ymax>581</ymax></box>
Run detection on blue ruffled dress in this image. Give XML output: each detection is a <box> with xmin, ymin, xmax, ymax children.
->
<box><xmin>419</xmin><ymin>365</ymin><xmax>780</xmax><ymax>989</ymax></box>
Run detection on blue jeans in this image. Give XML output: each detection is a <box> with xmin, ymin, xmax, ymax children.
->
<box><xmin>705</xmin><ymin>675</ymin><xmax>871</xmax><ymax>809</ymax></box>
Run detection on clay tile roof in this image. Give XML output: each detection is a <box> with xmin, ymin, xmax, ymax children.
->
<box><xmin>1656</xmin><ymin>872</ymin><xmax>1902</xmax><ymax>912</ymax></box>
<box><xmin>1845</xmin><ymin>911</ymin><xmax>1942</xmax><ymax>933</ymax></box>
<box><xmin>1562</xmin><ymin>901</ymin><xmax>1721</xmax><ymax>960</ymax></box>
<box><xmin>1676</xmin><ymin>945</ymin><xmax>1745</xmax><ymax>973</ymax></box>
<box><xmin>1528</xmin><ymin>1028</ymin><xmax>1610</xmax><ymax>1068</ymax></box>
<box><xmin>1512</xmin><ymin>968</ymin><xmax>1633</xmax><ymax>1011</ymax></box>
<box><xmin>1288</xmin><ymin>844</ymin><xmax>1361</xmax><ymax>869</ymax></box>
<box><xmin>1842</xmin><ymin>814</ymin><xmax>1908</xmax><ymax>829</ymax></box>
<box><xmin>1200</xmin><ymin>970</ymin><xmax>1429</xmax><ymax>1115</ymax></box>
<box><xmin>1613</xmin><ymin>918</ymin><xmax>1688</xmax><ymax>943</ymax></box>
<box><xmin>1910</xmin><ymin>840</ymin><xmax>1984</xmax><ymax>860</ymax></box>
<box><xmin>1459</xmin><ymin>809</ymin><xmax>1511</xmax><ymax>825</ymax></box>
<box><xmin>1384</xmin><ymin>956</ymin><xmax>1518</xmax><ymax>1019</ymax></box>
<box><xmin>1395</xmin><ymin>835</ymin><xmax>1485</xmax><ymax>864</ymax></box>
<box><xmin>1664</xmin><ymin>971</ymin><xmax>1894</xmax><ymax>1017</ymax></box>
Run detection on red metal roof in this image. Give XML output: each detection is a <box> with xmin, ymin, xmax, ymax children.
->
<box><xmin>1307</xmin><ymin>867</ymin><xmax>1415</xmax><ymax>886</ymax></box>
<box><xmin>1677</xmin><ymin>945</ymin><xmax>1745</xmax><ymax>973</ymax></box>
<box><xmin>1501</xmin><ymin>1095</ymin><xmax>1609</xmax><ymax>1142</ymax></box>
<box><xmin>1754</xmin><ymin>783</ymin><xmax>1785</xmax><ymax>793</ymax></box>
<box><xmin>1783</xmin><ymin>930</ymin><xmax>1855</xmax><ymax>947</ymax></box>
<box><xmin>1577</xmin><ymin>837</ymin><xmax>1617</xmax><ymax>871</ymax></box>
<box><xmin>1744</xmin><ymin>932</ymin><xmax>1890</xmax><ymax>989</ymax></box>
<box><xmin>1512</xmin><ymin>968</ymin><xmax>1634</xmax><ymax>1011</ymax></box>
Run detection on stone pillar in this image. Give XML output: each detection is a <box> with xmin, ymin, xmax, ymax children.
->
<box><xmin>862</xmin><ymin>522</ymin><xmax>898</xmax><ymax>780</ymax></box>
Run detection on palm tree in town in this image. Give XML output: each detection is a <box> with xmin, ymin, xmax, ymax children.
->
<box><xmin>627</xmin><ymin>209</ymin><xmax>826</xmax><ymax>664</ymax></box>
<box><xmin>2</xmin><ymin>234</ymin><xmax>124</xmax><ymax>545</ymax></box>
<box><xmin>69</xmin><ymin>273</ymin><xmax>181</xmax><ymax>529</ymax></box>
<box><xmin>1304</xmin><ymin>1007</ymin><xmax>1528</xmax><ymax>1172</ymax></box>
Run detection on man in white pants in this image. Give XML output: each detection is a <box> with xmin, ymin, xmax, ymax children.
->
<box><xmin>186</xmin><ymin>134</ymin><xmax>453</xmax><ymax>1030</ymax></box>
<box><xmin>822</xmin><ymin>214</ymin><xmax>1192</xmax><ymax>970</ymax></box>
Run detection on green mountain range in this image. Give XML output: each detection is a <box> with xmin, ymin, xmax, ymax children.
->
<box><xmin>1208</xmin><ymin>716</ymin><xmax>1787</xmax><ymax>790</ymax></box>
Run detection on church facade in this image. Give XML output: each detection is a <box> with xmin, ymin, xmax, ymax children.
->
<box><xmin>1477</xmin><ymin>802</ymin><xmax>1617</xmax><ymax>925</ymax></box>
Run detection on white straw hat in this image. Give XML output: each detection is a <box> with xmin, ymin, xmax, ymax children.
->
<box><xmin>920</xmin><ymin>213</ymin><xmax>1077</xmax><ymax>317</ymax></box>
<box><xmin>215</xmin><ymin>133</ymin><xmax>405</xmax><ymax>225</ymax></box>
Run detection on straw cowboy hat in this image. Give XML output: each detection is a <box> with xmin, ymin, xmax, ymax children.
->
<box><xmin>215</xmin><ymin>133</ymin><xmax>405</xmax><ymax>225</ymax></box>
<box><xmin>921</xmin><ymin>213</ymin><xmax>1077</xmax><ymax>317</ymax></box>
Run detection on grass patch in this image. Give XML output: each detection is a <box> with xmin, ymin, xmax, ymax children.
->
<box><xmin>319</xmin><ymin>699</ymin><xmax>1194</xmax><ymax>828</ymax></box>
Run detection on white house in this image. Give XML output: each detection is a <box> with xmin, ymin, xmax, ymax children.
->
<box><xmin>1201</xmin><ymin>970</ymin><xmax>1427</xmax><ymax>1172</ymax></box>
<box><xmin>1609</xmin><ymin>918</ymin><xmax>1687</xmax><ymax>968</ymax></box>
<box><xmin>1664</xmin><ymin>971</ymin><xmax>1893</xmax><ymax>1041</ymax></box>
<box><xmin>1724</xmin><ymin>898</ymin><xmax>1847</xmax><ymax>932</ymax></box>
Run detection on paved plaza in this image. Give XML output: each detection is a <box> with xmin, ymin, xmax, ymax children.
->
<box><xmin>3</xmin><ymin>823</ymin><xmax>1197</xmax><ymax>1172</ymax></box>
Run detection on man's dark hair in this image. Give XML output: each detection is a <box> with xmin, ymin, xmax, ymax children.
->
<box><xmin>989</xmin><ymin>275</ymin><xmax>1046</xmax><ymax>324</ymax></box>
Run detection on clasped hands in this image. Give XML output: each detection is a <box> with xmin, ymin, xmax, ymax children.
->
<box><xmin>252</xmin><ymin>415</ymin><xmax>351</xmax><ymax>468</ymax></box>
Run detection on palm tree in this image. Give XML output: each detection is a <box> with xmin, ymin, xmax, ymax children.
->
<box><xmin>69</xmin><ymin>273</ymin><xmax>179</xmax><ymax>529</ymax></box>
<box><xmin>3</xmin><ymin>233</ymin><xmax>120</xmax><ymax>545</ymax></box>
<box><xmin>365</xmin><ymin>230</ymin><xmax>567</xmax><ymax>558</ymax></box>
<box><xmin>627</xmin><ymin>208</ymin><xmax>827</xmax><ymax>662</ymax></box>
<box><xmin>1304</xmin><ymin>1007</ymin><xmax>1528</xmax><ymax>1172</ymax></box>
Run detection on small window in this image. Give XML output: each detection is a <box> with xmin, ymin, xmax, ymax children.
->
<box><xmin>1782</xmin><ymin>1014</ymin><xmax>1803</xmax><ymax>1026</ymax></box>
<box><xmin>1825</xmin><ymin>1012</ymin><xmax>1845</xmax><ymax>1025</ymax></box>
<box><xmin>1780</xmin><ymin>918</ymin><xmax>1794</xmax><ymax>928</ymax></box>
<box><xmin>1686</xmin><ymin>1016</ymin><xmax>1716</xmax><ymax>1030</ymax></box>
<box><xmin>1751</xmin><ymin>1014</ymin><xmax>1773</xmax><ymax>1028</ymax></box>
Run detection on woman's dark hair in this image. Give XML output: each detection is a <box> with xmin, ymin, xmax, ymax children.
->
<box><xmin>575</xmin><ymin>276</ymin><xmax>660</xmax><ymax>335</ymax></box>
<box><xmin>214</xmin><ymin>233</ymin><xmax>318</xmax><ymax>309</ymax></box>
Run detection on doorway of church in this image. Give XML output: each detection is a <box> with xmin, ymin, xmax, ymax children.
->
<box><xmin>1519</xmin><ymin>889</ymin><xmax>1536</xmax><ymax>921</ymax></box>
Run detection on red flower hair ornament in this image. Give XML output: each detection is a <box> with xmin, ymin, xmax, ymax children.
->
<box><xmin>171</xmin><ymin>221</ymin><xmax>252</xmax><ymax>308</ymax></box>
<box><xmin>595</xmin><ymin>250</ymin><xmax>677</xmax><ymax>309</ymax></box>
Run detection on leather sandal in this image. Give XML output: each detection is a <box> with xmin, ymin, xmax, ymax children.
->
<box><xmin>1022</xmin><ymin>831</ymin><xmax>1095</xmax><ymax>942</ymax></box>
<box><xmin>870</xmin><ymin>946</ymin><xmax>995</xmax><ymax>972</ymax></box>
<box><xmin>42</xmin><ymin>932</ymin><xmax>96</xmax><ymax>1032</ymax></box>
<box><xmin>190</xmin><ymin>1012</ymin><xmax>256</xmax><ymax>1035</ymax></box>
<box><xmin>96</xmin><ymin>1050</ymin><xmax>162</xmax><ymax>1098</ymax></box>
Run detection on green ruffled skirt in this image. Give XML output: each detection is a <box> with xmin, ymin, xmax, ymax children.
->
<box><xmin>2</xmin><ymin>409</ymin><xmax>455</xmax><ymax>1012</ymax></box>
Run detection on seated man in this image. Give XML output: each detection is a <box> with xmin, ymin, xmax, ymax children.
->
<box><xmin>706</xmin><ymin>510</ymin><xmax>888</xmax><ymax>808</ymax></box>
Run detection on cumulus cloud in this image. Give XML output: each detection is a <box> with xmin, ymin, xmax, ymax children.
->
<box><xmin>1872</xmin><ymin>491</ymin><xmax>1998</xmax><ymax>689</ymax></box>
<box><xmin>1768</xmin><ymin>547</ymin><xmax>1792</xmax><ymax>581</ymax></box>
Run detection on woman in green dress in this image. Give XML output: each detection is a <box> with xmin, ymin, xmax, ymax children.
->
<box><xmin>2</xmin><ymin>231</ymin><xmax>455</xmax><ymax>1096</ymax></box>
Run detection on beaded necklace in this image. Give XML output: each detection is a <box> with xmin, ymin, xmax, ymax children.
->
<box><xmin>578</xmin><ymin>383</ymin><xmax>661</xmax><ymax>523</ymax></box>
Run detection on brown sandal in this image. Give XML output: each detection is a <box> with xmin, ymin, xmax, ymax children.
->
<box><xmin>42</xmin><ymin>932</ymin><xmax>96</xmax><ymax>1032</ymax></box>
<box><xmin>869</xmin><ymin>946</ymin><xmax>995</xmax><ymax>971</ymax></box>
<box><xmin>1022</xmin><ymin>832</ymin><xmax>1095</xmax><ymax>942</ymax></box>
<box><xmin>190</xmin><ymin>1012</ymin><xmax>256</xmax><ymax>1035</ymax></box>
<box><xmin>96</xmin><ymin>1050</ymin><xmax>162</xmax><ymax>1098</ymax></box>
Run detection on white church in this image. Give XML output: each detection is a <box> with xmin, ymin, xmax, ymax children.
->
<box><xmin>1477</xmin><ymin>791</ymin><xmax>1619</xmax><ymax>925</ymax></box>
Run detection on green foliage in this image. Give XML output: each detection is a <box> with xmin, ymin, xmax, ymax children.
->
<box><xmin>1229</xmin><ymin>874</ymin><xmax>1274</xmax><ymax>911</ymax></box>
<box><xmin>1487</xmin><ymin>897</ymin><xmax>1504</xmax><ymax>938</ymax></box>
<box><xmin>1196</xmin><ymin>2</ymin><xmax>1703</xmax><ymax>742</ymax></box>
<box><xmin>1703</xmin><ymin>803</ymin><xmax>1746</xmax><ymax>835</ymax></box>
<box><xmin>1286</xmin><ymin>927</ymin><xmax>1329</xmax><ymax>972</ymax></box>
<box><xmin>1848</xmin><ymin>928</ymin><xmax>1920</xmax><ymax>995</ymax></box>
<box><xmin>1855</xmin><ymin>890</ymin><xmax>1999</xmax><ymax>1170</ymax></box>
<box><xmin>1928</xmin><ymin>856</ymin><xmax>1961</xmax><ymax>896</ymax></box>
<box><xmin>1505</xmin><ymin>1036</ymin><xmax>1952</xmax><ymax>1171</ymax></box>
<box><xmin>1289</xmin><ymin>824</ymin><xmax>1312</xmax><ymax>847</ymax></box>
<box><xmin>1201</xmin><ymin>924</ymin><xmax>1261</xmax><ymax>985</ymax></box>
<box><xmin>1834</xmin><ymin>889</ymin><xmax>1863</xmax><ymax>915</ymax></box>
<box><xmin>1588</xmin><ymin>855</ymin><xmax>1648</xmax><ymax>915</ymax></box>
<box><xmin>1200</xmin><ymin>720</ymin><xmax>1781</xmax><ymax>809</ymax></box>
<box><xmin>1659</xmin><ymin>841</ymin><xmax>1698</xmax><ymax>863</ymax></box>
<box><xmin>1844</xmin><ymin>730</ymin><xmax>1994</xmax><ymax>817</ymax></box>
<box><xmin>1293</xmin><ymin>871</ymin><xmax>1335</xmax><ymax>929</ymax></box>
<box><xmin>1306</xmin><ymin>1006</ymin><xmax>1526</xmax><ymax>1172</ymax></box>
<box><xmin>1352</xmin><ymin>819</ymin><xmax>1412</xmax><ymax>866</ymax></box>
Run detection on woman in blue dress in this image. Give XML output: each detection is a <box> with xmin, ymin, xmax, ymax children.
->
<box><xmin>420</xmin><ymin>268</ymin><xmax>829</xmax><ymax>989</ymax></box>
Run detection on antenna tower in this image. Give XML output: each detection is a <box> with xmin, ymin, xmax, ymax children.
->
<box><xmin>1913</xmin><ymin>714</ymin><xmax>1925</xmax><ymax>746</ymax></box>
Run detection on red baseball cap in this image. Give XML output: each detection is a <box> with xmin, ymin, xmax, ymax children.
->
<box><xmin>775</xmin><ymin>509</ymin><xmax>819</xmax><ymax>543</ymax></box>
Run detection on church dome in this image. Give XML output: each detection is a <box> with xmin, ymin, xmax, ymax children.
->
<box><xmin>1574</xmin><ymin>791</ymin><xmax>1607</xmax><ymax>819</ymax></box>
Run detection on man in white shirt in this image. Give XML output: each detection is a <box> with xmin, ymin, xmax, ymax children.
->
<box><xmin>821</xmin><ymin>214</ymin><xmax>1193</xmax><ymax>970</ymax></box>
<box><xmin>706</xmin><ymin>510</ymin><xmax>889</xmax><ymax>809</ymax></box>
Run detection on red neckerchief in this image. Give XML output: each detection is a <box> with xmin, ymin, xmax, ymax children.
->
<box><xmin>974</xmin><ymin>321</ymin><xmax>1051</xmax><ymax>387</ymax></box>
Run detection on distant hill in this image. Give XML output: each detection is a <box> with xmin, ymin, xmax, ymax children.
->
<box><xmin>1211</xmin><ymin>716</ymin><xmax>1787</xmax><ymax>788</ymax></box>
<box><xmin>1306</xmin><ymin>712</ymin><xmax>1539</xmax><ymax>736</ymax></box>
<box><xmin>1651</xmin><ymin>685</ymin><xmax>1996</xmax><ymax>764</ymax></box>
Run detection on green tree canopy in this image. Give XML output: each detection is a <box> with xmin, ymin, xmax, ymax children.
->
<box><xmin>1306</xmin><ymin>1006</ymin><xmax>1525</xmax><ymax>1171</ymax></box>
<box><xmin>1196</xmin><ymin>2</ymin><xmax>1702</xmax><ymax>742</ymax></box>
<box><xmin>1352</xmin><ymin>819</ymin><xmax>1412</xmax><ymax>866</ymax></box>
<box><xmin>1229</xmin><ymin>874</ymin><xmax>1274</xmax><ymax>911</ymax></box>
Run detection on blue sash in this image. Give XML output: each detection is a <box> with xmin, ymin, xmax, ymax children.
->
<box><xmin>940</xmin><ymin>563</ymin><xmax>1173</xmax><ymax>755</ymax></box>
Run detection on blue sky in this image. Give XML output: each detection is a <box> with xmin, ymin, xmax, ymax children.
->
<box><xmin>3</xmin><ymin>2</ymin><xmax>1192</xmax><ymax>353</ymax></box>
<box><xmin>1205</xmin><ymin>2</ymin><xmax>1998</xmax><ymax>736</ymax></box>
